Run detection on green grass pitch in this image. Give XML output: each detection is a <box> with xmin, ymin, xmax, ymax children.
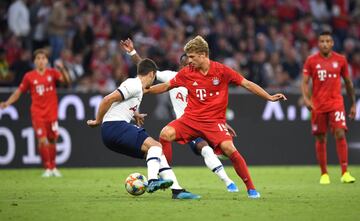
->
<box><xmin>0</xmin><ymin>166</ymin><xmax>359</xmax><ymax>221</ymax></box>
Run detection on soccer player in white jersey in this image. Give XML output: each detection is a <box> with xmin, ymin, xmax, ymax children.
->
<box><xmin>120</xmin><ymin>39</ymin><xmax>239</xmax><ymax>192</ymax></box>
<box><xmin>87</xmin><ymin>58</ymin><xmax>200</xmax><ymax>199</ymax></box>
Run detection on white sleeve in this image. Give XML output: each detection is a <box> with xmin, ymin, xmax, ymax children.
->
<box><xmin>117</xmin><ymin>79</ymin><xmax>139</xmax><ymax>100</ymax></box>
<box><xmin>156</xmin><ymin>70</ymin><xmax>178</xmax><ymax>83</ymax></box>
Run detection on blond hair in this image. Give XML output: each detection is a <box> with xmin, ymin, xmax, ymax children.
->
<box><xmin>184</xmin><ymin>35</ymin><xmax>209</xmax><ymax>56</ymax></box>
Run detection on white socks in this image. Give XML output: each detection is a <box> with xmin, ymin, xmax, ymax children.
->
<box><xmin>158</xmin><ymin>154</ymin><xmax>182</xmax><ymax>190</ymax></box>
<box><xmin>146</xmin><ymin>146</ymin><xmax>162</xmax><ymax>181</ymax></box>
<box><xmin>201</xmin><ymin>146</ymin><xmax>233</xmax><ymax>186</ymax></box>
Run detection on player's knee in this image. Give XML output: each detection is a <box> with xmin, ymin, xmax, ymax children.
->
<box><xmin>219</xmin><ymin>141</ymin><xmax>236</xmax><ymax>157</ymax></box>
<box><xmin>160</xmin><ymin>126</ymin><xmax>175</xmax><ymax>141</ymax></box>
<box><xmin>334</xmin><ymin>129</ymin><xmax>345</xmax><ymax>140</ymax></box>
<box><xmin>315</xmin><ymin>134</ymin><xmax>326</xmax><ymax>143</ymax></box>
<box><xmin>196</xmin><ymin>140</ymin><xmax>208</xmax><ymax>153</ymax></box>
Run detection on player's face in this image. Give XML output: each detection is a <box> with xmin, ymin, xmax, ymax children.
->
<box><xmin>34</xmin><ymin>54</ymin><xmax>48</xmax><ymax>70</ymax></box>
<box><xmin>318</xmin><ymin>35</ymin><xmax>333</xmax><ymax>55</ymax></box>
<box><xmin>146</xmin><ymin>71</ymin><xmax>156</xmax><ymax>88</ymax></box>
<box><xmin>187</xmin><ymin>52</ymin><xmax>206</xmax><ymax>68</ymax></box>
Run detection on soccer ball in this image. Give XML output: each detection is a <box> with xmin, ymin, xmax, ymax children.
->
<box><xmin>124</xmin><ymin>173</ymin><xmax>148</xmax><ymax>196</ymax></box>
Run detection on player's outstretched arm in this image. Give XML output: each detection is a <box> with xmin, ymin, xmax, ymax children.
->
<box><xmin>343</xmin><ymin>76</ymin><xmax>356</xmax><ymax>120</ymax></box>
<box><xmin>144</xmin><ymin>82</ymin><xmax>171</xmax><ymax>94</ymax></box>
<box><xmin>87</xmin><ymin>90</ymin><xmax>123</xmax><ymax>127</ymax></box>
<box><xmin>301</xmin><ymin>75</ymin><xmax>313</xmax><ymax>111</ymax></box>
<box><xmin>0</xmin><ymin>89</ymin><xmax>22</xmax><ymax>109</ymax></box>
<box><xmin>241</xmin><ymin>79</ymin><xmax>287</xmax><ymax>102</ymax></box>
<box><xmin>120</xmin><ymin>38</ymin><xmax>142</xmax><ymax>64</ymax></box>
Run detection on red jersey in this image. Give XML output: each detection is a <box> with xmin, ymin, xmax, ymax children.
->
<box><xmin>170</xmin><ymin>61</ymin><xmax>244</xmax><ymax>122</ymax></box>
<box><xmin>19</xmin><ymin>68</ymin><xmax>62</xmax><ymax>121</ymax></box>
<box><xmin>303</xmin><ymin>52</ymin><xmax>349</xmax><ymax>113</ymax></box>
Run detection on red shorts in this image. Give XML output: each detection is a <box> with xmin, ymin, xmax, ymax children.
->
<box><xmin>311</xmin><ymin>108</ymin><xmax>348</xmax><ymax>135</ymax></box>
<box><xmin>32</xmin><ymin>118</ymin><xmax>59</xmax><ymax>140</ymax></box>
<box><xmin>168</xmin><ymin>116</ymin><xmax>233</xmax><ymax>149</ymax></box>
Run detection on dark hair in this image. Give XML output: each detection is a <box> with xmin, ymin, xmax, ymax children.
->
<box><xmin>137</xmin><ymin>58</ymin><xmax>158</xmax><ymax>76</ymax></box>
<box><xmin>33</xmin><ymin>49</ymin><xmax>49</xmax><ymax>58</ymax></box>
<box><xmin>318</xmin><ymin>30</ymin><xmax>332</xmax><ymax>38</ymax></box>
<box><xmin>179</xmin><ymin>53</ymin><xmax>187</xmax><ymax>63</ymax></box>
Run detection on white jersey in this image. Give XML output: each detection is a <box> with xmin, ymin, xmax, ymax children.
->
<box><xmin>156</xmin><ymin>70</ymin><xmax>188</xmax><ymax>119</ymax></box>
<box><xmin>103</xmin><ymin>77</ymin><xmax>143</xmax><ymax>123</ymax></box>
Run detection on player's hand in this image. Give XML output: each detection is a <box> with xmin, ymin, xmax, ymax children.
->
<box><xmin>269</xmin><ymin>93</ymin><xmax>287</xmax><ymax>102</ymax></box>
<box><xmin>134</xmin><ymin>112</ymin><xmax>147</xmax><ymax>126</ymax></box>
<box><xmin>55</xmin><ymin>60</ymin><xmax>65</xmax><ymax>69</ymax></box>
<box><xmin>87</xmin><ymin>119</ymin><xmax>101</xmax><ymax>128</ymax></box>
<box><xmin>348</xmin><ymin>104</ymin><xmax>356</xmax><ymax>120</ymax></box>
<box><xmin>120</xmin><ymin>38</ymin><xmax>134</xmax><ymax>53</ymax></box>
<box><xmin>225</xmin><ymin>123</ymin><xmax>237</xmax><ymax>137</ymax></box>
<box><xmin>303</xmin><ymin>98</ymin><xmax>313</xmax><ymax>111</ymax></box>
<box><xmin>0</xmin><ymin>102</ymin><xmax>9</xmax><ymax>109</ymax></box>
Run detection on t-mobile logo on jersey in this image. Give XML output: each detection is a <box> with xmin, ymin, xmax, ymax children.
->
<box><xmin>36</xmin><ymin>85</ymin><xmax>45</xmax><ymax>96</ymax></box>
<box><xmin>196</xmin><ymin>89</ymin><xmax>206</xmax><ymax>101</ymax></box>
<box><xmin>317</xmin><ymin>70</ymin><xmax>327</xmax><ymax>81</ymax></box>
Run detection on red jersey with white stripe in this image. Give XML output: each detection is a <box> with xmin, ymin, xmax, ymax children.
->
<box><xmin>169</xmin><ymin>61</ymin><xmax>244</xmax><ymax>122</ymax></box>
<box><xmin>303</xmin><ymin>52</ymin><xmax>349</xmax><ymax>113</ymax></box>
<box><xmin>19</xmin><ymin>68</ymin><xmax>62</xmax><ymax>121</ymax></box>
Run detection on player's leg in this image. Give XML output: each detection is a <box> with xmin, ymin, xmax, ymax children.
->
<box><xmin>159</xmin><ymin>125</ymin><xmax>176</xmax><ymax>164</ymax></box>
<box><xmin>47</xmin><ymin>121</ymin><xmax>61</xmax><ymax>177</ymax></box>
<box><xmin>311</xmin><ymin>111</ymin><xmax>330</xmax><ymax>184</ymax></box>
<box><xmin>33</xmin><ymin>119</ymin><xmax>52</xmax><ymax>177</ymax></box>
<box><xmin>157</xmin><ymin>154</ymin><xmax>200</xmax><ymax>199</ymax></box>
<box><xmin>189</xmin><ymin>138</ymin><xmax>238</xmax><ymax>192</ymax></box>
<box><xmin>141</xmin><ymin>137</ymin><xmax>174</xmax><ymax>193</ymax></box>
<box><xmin>219</xmin><ymin>140</ymin><xmax>259</xmax><ymax>198</ymax></box>
<box><xmin>159</xmin><ymin>118</ymin><xmax>199</xmax><ymax>164</ymax></box>
<box><xmin>330</xmin><ymin>109</ymin><xmax>355</xmax><ymax>183</ymax></box>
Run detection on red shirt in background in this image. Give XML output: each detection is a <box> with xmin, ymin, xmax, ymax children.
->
<box><xmin>303</xmin><ymin>52</ymin><xmax>349</xmax><ymax>113</ymax></box>
<box><xmin>19</xmin><ymin>68</ymin><xmax>62</xmax><ymax>121</ymax></box>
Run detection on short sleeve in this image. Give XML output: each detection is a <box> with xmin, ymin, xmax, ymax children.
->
<box><xmin>118</xmin><ymin>79</ymin><xmax>140</xmax><ymax>100</ymax></box>
<box><xmin>303</xmin><ymin>58</ymin><xmax>311</xmax><ymax>76</ymax></box>
<box><xmin>169</xmin><ymin>68</ymin><xmax>186</xmax><ymax>89</ymax></box>
<box><xmin>18</xmin><ymin>74</ymin><xmax>30</xmax><ymax>93</ymax></box>
<box><xmin>223</xmin><ymin>64</ymin><xmax>244</xmax><ymax>86</ymax></box>
<box><xmin>156</xmin><ymin>70</ymin><xmax>177</xmax><ymax>83</ymax></box>
<box><xmin>341</xmin><ymin>57</ymin><xmax>349</xmax><ymax>78</ymax></box>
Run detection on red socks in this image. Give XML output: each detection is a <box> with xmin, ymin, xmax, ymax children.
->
<box><xmin>39</xmin><ymin>143</ymin><xmax>57</xmax><ymax>169</ymax></box>
<box><xmin>48</xmin><ymin>143</ymin><xmax>57</xmax><ymax>169</ymax></box>
<box><xmin>39</xmin><ymin>144</ymin><xmax>51</xmax><ymax>169</ymax></box>
<box><xmin>160</xmin><ymin>138</ymin><xmax>173</xmax><ymax>165</ymax></box>
<box><xmin>229</xmin><ymin>151</ymin><xmax>255</xmax><ymax>190</ymax></box>
<box><xmin>315</xmin><ymin>140</ymin><xmax>327</xmax><ymax>174</ymax></box>
<box><xmin>336</xmin><ymin>138</ymin><xmax>348</xmax><ymax>174</ymax></box>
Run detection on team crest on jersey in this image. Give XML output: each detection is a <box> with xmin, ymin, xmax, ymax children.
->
<box><xmin>316</xmin><ymin>64</ymin><xmax>321</xmax><ymax>69</ymax></box>
<box><xmin>212</xmin><ymin>77</ymin><xmax>220</xmax><ymax>86</ymax></box>
<box><xmin>47</xmin><ymin>76</ymin><xmax>52</xmax><ymax>82</ymax></box>
<box><xmin>332</xmin><ymin>62</ymin><xmax>338</xmax><ymax>68</ymax></box>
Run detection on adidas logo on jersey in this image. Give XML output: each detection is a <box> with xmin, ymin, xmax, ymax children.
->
<box><xmin>192</xmin><ymin>81</ymin><xmax>198</xmax><ymax>86</ymax></box>
<box><xmin>316</xmin><ymin>64</ymin><xmax>321</xmax><ymax>69</ymax></box>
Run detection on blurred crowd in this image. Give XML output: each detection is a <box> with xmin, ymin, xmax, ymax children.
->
<box><xmin>0</xmin><ymin>0</ymin><xmax>359</xmax><ymax>92</ymax></box>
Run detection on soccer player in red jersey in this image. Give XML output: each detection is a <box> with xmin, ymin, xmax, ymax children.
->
<box><xmin>147</xmin><ymin>36</ymin><xmax>287</xmax><ymax>198</ymax></box>
<box><xmin>301</xmin><ymin>31</ymin><xmax>356</xmax><ymax>184</ymax></box>
<box><xmin>0</xmin><ymin>49</ymin><xmax>71</xmax><ymax>177</ymax></box>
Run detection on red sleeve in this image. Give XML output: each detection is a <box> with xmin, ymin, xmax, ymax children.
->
<box><xmin>52</xmin><ymin>68</ymin><xmax>62</xmax><ymax>81</ymax></box>
<box><xmin>223</xmin><ymin>64</ymin><xmax>244</xmax><ymax>86</ymax></box>
<box><xmin>18</xmin><ymin>74</ymin><xmax>30</xmax><ymax>93</ymax></box>
<box><xmin>169</xmin><ymin>68</ymin><xmax>187</xmax><ymax>89</ymax></box>
<box><xmin>341</xmin><ymin>57</ymin><xmax>349</xmax><ymax>78</ymax></box>
<box><xmin>303</xmin><ymin>57</ymin><xmax>311</xmax><ymax>76</ymax></box>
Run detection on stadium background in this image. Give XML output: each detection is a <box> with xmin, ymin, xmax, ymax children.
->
<box><xmin>0</xmin><ymin>0</ymin><xmax>359</xmax><ymax>168</ymax></box>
